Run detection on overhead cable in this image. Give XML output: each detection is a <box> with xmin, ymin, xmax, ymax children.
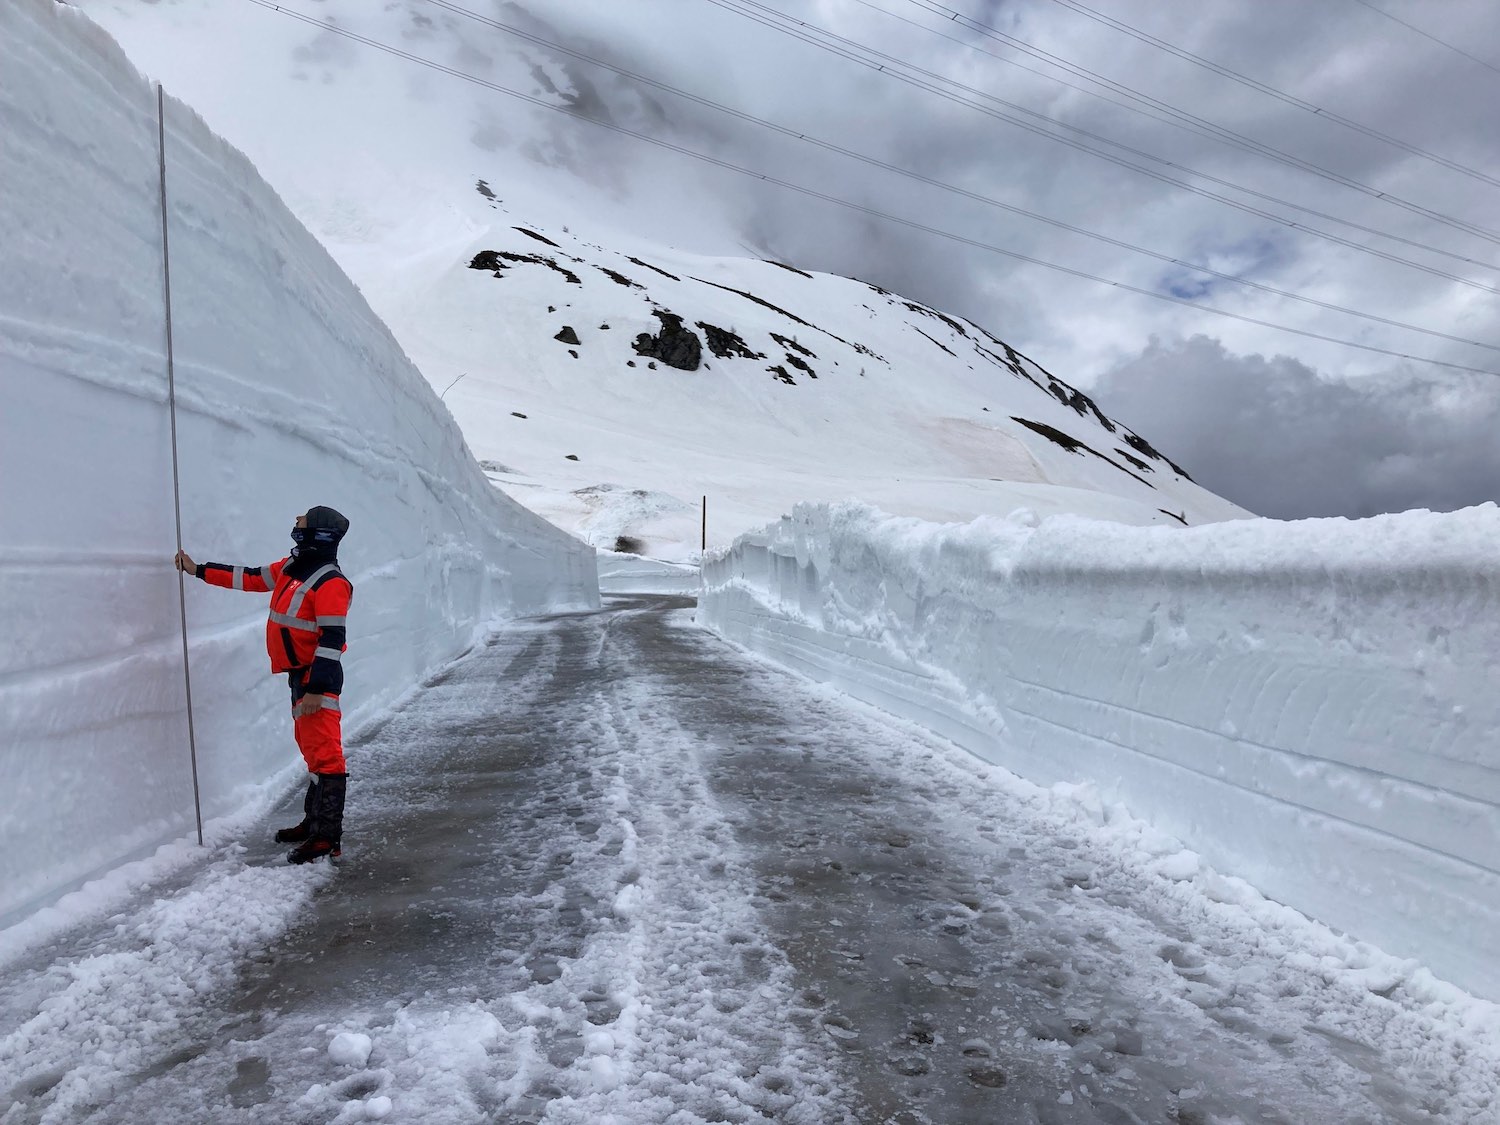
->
<box><xmin>876</xmin><ymin>0</ymin><xmax>1500</xmax><ymax>249</ymax></box>
<box><xmin>714</xmin><ymin>0</ymin><xmax>1500</xmax><ymax>252</ymax></box>
<box><xmin>421</xmin><ymin>0</ymin><xmax>1500</xmax><ymax>352</ymax></box>
<box><xmin>1351</xmin><ymin>0</ymin><xmax>1500</xmax><ymax>79</ymax></box>
<box><xmin>240</xmin><ymin>0</ymin><xmax>1500</xmax><ymax>377</ymax></box>
<box><xmin>1046</xmin><ymin>0</ymin><xmax>1500</xmax><ymax>190</ymax></box>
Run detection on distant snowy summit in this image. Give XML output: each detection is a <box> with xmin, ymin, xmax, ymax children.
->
<box><xmin>388</xmin><ymin>180</ymin><xmax>1247</xmax><ymax>559</ymax></box>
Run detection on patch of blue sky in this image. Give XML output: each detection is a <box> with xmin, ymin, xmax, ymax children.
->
<box><xmin>1156</xmin><ymin>229</ymin><xmax>1290</xmax><ymax>301</ymax></box>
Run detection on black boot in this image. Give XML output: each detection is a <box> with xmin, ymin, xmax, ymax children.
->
<box><xmin>287</xmin><ymin>773</ymin><xmax>347</xmax><ymax>864</ymax></box>
<box><xmin>274</xmin><ymin>777</ymin><xmax>318</xmax><ymax>843</ymax></box>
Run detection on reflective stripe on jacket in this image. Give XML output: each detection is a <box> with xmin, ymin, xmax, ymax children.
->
<box><xmin>199</xmin><ymin>557</ymin><xmax>353</xmax><ymax>692</ymax></box>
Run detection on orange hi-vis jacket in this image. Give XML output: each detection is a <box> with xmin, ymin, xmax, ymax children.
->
<box><xmin>199</xmin><ymin>557</ymin><xmax>352</xmax><ymax>694</ymax></box>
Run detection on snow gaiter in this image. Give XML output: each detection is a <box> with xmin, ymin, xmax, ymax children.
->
<box><xmin>310</xmin><ymin>772</ymin><xmax>348</xmax><ymax>844</ymax></box>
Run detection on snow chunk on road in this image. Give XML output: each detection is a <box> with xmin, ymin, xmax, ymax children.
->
<box><xmin>328</xmin><ymin>1031</ymin><xmax>373</xmax><ymax>1068</ymax></box>
<box><xmin>1150</xmin><ymin>850</ymin><xmax>1202</xmax><ymax>882</ymax></box>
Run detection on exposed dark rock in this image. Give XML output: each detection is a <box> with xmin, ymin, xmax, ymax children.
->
<box><xmin>514</xmin><ymin>226</ymin><xmax>560</xmax><ymax>247</ymax></box>
<box><xmin>632</xmin><ymin>310</ymin><xmax>702</xmax><ymax>371</ymax></box>
<box><xmin>468</xmin><ymin>250</ymin><xmax>580</xmax><ymax>284</ymax></box>
<box><xmin>569</xmin><ymin>350</ymin><xmax>578</xmax><ymax>359</ymax></box>
<box><xmin>613</xmin><ymin>535</ymin><xmax>645</xmax><ymax>554</ymax></box>
<box><xmin>1016</xmin><ymin>417</ymin><xmax>1086</xmax><ymax>455</ymax></box>
<box><xmin>599</xmin><ymin>324</ymin><xmax>610</xmax><ymax>330</ymax></box>
<box><xmin>1012</xmin><ymin>417</ymin><xmax>1154</xmax><ymax>489</ymax></box>
<box><xmin>698</xmin><ymin>322</ymin><xmax>765</xmax><ymax>361</ymax></box>
<box><xmin>976</xmin><ymin>339</ymin><xmax>1046</xmax><ymax>394</ymax></box>
<box><xmin>902</xmin><ymin>299</ymin><xmax>969</xmax><ymax>338</ymax></box>
<box><xmin>1123</xmin><ymin>430</ymin><xmax>1194</xmax><ymax>480</ymax></box>
<box><xmin>913</xmin><ymin>326</ymin><xmax>955</xmax><ymax>356</ymax></box>
<box><xmin>565</xmin><ymin>454</ymin><xmax>579</xmax><ymax>461</ymax></box>
<box><xmin>510</xmin><ymin>411</ymin><xmax>527</xmax><ymax>419</ymax></box>
<box><xmin>596</xmin><ymin>266</ymin><xmax>642</xmax><ymax>289</ymax></box>
<box><xmin>554</xmin><ymin>326</ymin><xmax>581</xmax><ymax>345</ymax></box>
<box><xmin>692</xmin><ymin>276</ymin><xmax>885</xmax><ymax>362</ymax></box>
<box><xmin>1048</xmin><ymin>377</ymin><xmax>1115</xmax><ymax>432</ymax></box>
<box><xmin>768</xmin><ymin>364</ymin><xmax>796</xmax><ymax>385</ymax></box>
<box><xmin>1116</xmin><ymin>448</ymin><xmax>1154</xmax><ymax>473</ymax></box>
<box><xmin>1158</xmin><ymin>509</ymin><xmax>1189</xmax><ymax>525</ymax></box>
<box><xmin>627</xmin><ymin>360</ymin><xmax>636</xmax><ymax>367</ymax></box>
<box><xmin>770</xmin><ymin>333</ymin><xmax>815</xmax><ymax>358</ymax></box>
<box><xmin>766</xmin><ymin>260</ymin><xmax>814</xmax><ymax>279</ymax></box>
<box><xmin>627</xmin><ymin>255</ymin><xmax>680</xmax><ymax>281</ymax></box>
<box><xmin>694</xmin><ymin>277</ymin><xmax>815</xmax><ymax>329</ymax></box>
<box><xmin>783</xmin><ymin>354</ymin><xmax>816</xmax><ymax>378</ymax></box>
<box><xmin>475</xmin><ymin>179</ymin><xmax>497</xmax><ymax>200</ymax></box>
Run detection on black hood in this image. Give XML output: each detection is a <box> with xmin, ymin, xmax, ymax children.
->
<box><xmin>288</xmin><ymin>505</ymin><xmax>349</xmax><ymax>576</ymax></box>
<box><xmin>305</xmin><ymin>505</ymin><xmax>350</xmax><ymax>542</ymax></box>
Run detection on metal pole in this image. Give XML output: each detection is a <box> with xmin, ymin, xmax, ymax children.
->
<box><xmin>701</xmin><ymin>495</ymin><xmax>707</xmax><ymax>553</ymax></box>
<box><xmin>158</xmin><ymin>85</ymin><xmax>205</xmax><ymax>846</ymax></box>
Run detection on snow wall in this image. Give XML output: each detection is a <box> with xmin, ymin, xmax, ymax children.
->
<box><xmin>0</xmin><ymin>0</ymin><xmax>598</xmax><ymax>921</ymax></box>
<box><xmin>701</xmin><ymin>502</ymin><xmax>1500</xmax><ymax>1001</ymax></box>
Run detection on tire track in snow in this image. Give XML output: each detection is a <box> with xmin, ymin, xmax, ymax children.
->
<box><xmin>616</xmin><ymin>599</ymin><xmax>1481</xmax><ymax>1123</ymax></box>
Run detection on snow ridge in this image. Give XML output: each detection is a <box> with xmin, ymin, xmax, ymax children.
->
<box><xmin>0</xmin><ymin>0</ymin><xmax>596</xmax><ymax>923</ymax></box>
<box><xmin>702</xmin><ymin>501</ymin><xmax>1500</xmax><ymax>1003</ymax></box>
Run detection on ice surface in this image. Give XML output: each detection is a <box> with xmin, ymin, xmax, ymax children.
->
<box><xmin>0</xmin><ymin>0</ymin><xmax>596</xmax><ymax>923</ymax></box>
<box><xmin>703</xmin><ymin>501</ymin><xmax>1500</xmax><ymax>1002</ymax></box>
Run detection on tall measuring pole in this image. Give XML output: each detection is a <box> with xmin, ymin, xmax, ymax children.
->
<box><xmin>157</xmin><ymin>85</ymin><xmax>205</xmax><ymax>846</ymax></box>
<box><xmin>701</xmin><ymin>495</ymin><xmax>707</xmax><ymax>553</ymax></box>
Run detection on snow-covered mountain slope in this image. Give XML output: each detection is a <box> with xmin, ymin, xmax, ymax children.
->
<box><xmin>0</xmin><ymin>0</ymin><xmax>596</xmax><ymax>922</ymax></box>
<box><xmin>381</xmin><ymin>202</ymin><xmax>1246</xmax><ymax>559</ymax></box>
<box><xmin>73</xmin><ymin>0</ymin><xmax>1250</xmax><ymax>560</ymax></box>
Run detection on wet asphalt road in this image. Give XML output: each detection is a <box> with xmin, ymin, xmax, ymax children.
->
<box><xmin>1</xmin><ymin>595</ymin><xmax>1456</xmax><ymax>1123</ymax></box>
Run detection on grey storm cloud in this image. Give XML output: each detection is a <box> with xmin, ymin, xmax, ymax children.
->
<box><xmin>506</xmin><ymin>0</ymin><xmax>1500</xmax><ymax>519</ymax></box>
<box><xmin>1091</xmin><ymin>336</ymin><xmax>1500</xmax><ymax>519</ymax></box>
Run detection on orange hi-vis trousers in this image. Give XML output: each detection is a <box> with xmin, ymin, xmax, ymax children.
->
<box><xmin>290</xmin><ymin>671</ymin><xmax>346</xmax><ymax>774</ymax></box>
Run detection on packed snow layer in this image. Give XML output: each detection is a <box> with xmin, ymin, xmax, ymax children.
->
<box><xmin>596</xmin><ymin>552</ymin><xmax>701</xmax><ymax>596</ymax></box>
<box><xmin>0</xmin><ymin>0</ymin><xmax>596</xmax><ymax>922</ymax></box>
<box><xmin>701</xmin><ymin>502</ymin><xmax>1500</xmax><ymax>1001</ymax></box>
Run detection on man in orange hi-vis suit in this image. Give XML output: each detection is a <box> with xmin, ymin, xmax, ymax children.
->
<box><xmin>176</xmin><ymin>505</ymin><xmax>353</xmax><ymax>864</ymax></box>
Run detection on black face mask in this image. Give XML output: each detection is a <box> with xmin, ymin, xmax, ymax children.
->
<box><xmin>292</xmin><ymin>525</ymin><xmax>341</xmax><ymax>547</ymax></box>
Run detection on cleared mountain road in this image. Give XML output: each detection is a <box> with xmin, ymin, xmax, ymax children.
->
<box><xmin>0</xmin><ymin>596</ymin><xmax>1470</xmax><ymax>1123</ymax></box>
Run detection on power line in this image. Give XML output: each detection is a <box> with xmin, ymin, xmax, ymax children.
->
<box><xmin>1351</xmin><ymin>0</ymin><xmax>1500</xmax><ymax>79</ymax></box>
<box><xmin>239</xmin><ymin>0</ymin><xmax>1500</xmax><ymax>378</ymax></box>
<box><xmin>1046</xmin><ymin>0</ymin><xmax>1500</xmax><ymax>190</ymax></box>
<box><xmin>712</xmin><ymin>0</ymin><xmax>1500</xmax><ymax>258</ymax></box>
<box><xmin>419</xmin><ymin>0</ymin><xmax>1500</xmax><ymax>353</ymax></box>
<box><xmin>878</xmin><ymin>0</ymin><xmax>1500</xmax><ymax>252</ymax></box>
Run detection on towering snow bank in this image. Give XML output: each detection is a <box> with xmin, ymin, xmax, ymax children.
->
<box><xmin>701</xmin><ymin>503</ymin><xmax>1500</xmax><ymax>1000</ymax></box>
<box><xmin>0</xmin><ymin>0</ymin><xmax>596</xmax><ymax>921</ymax></box>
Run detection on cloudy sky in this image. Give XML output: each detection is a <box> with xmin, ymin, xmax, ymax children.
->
<box><xmin>80</xmin><ymin>0</ymin><xmax>1500</xmax><ymax>517</ymax></box>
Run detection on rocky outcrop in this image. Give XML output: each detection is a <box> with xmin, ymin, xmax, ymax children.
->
<box><xmin>633</xmin><ymin>309</ymin><xmax>702</xmax><ymax>371</ymax></box>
